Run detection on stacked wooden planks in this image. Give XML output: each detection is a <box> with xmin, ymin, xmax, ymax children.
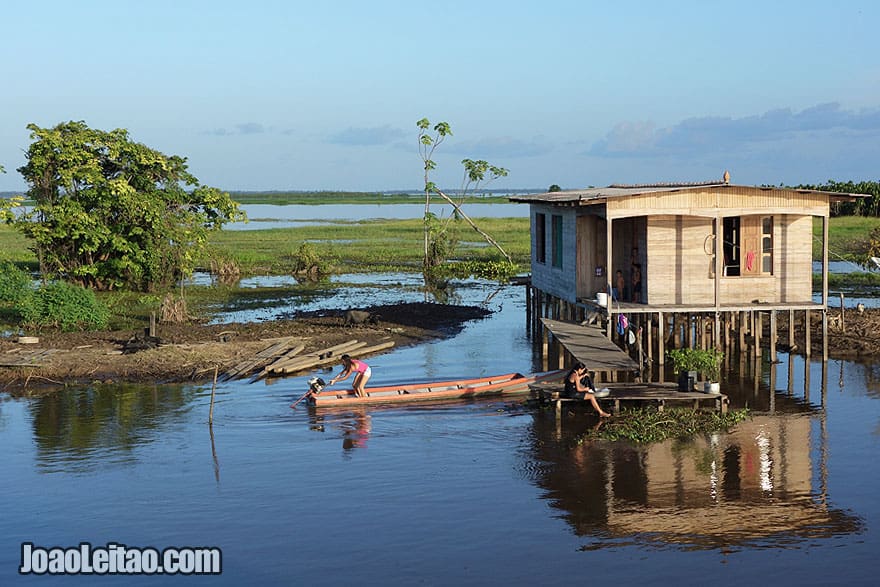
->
<box><xmin>0</xmin><ymin>348</ymin><xmax>63</xmax><ymax>368</ymax></box>
<box><xmin>220</xmin><ymin>337</ymin><xmax>302</xmax><ymax>381</ymax></box>
<box><xmin>222</xmin><ymin>336</ymin><xmax>396</xmax><ymax>382</ymax></box>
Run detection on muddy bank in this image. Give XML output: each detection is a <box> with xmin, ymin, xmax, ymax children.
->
<box><xmin>3</xmin><ymin>301</ymin><xmax>878</xmax><ymax>396</ymax></box>
<box><xmin>809</xmin><ymin>307</ymin><xmax>880</xmax><ymax>359</ymax></box>
<box><xmin>0</xmin><ymin>303</ymin><xmax>491</xmax><ymax>395</ymax></box>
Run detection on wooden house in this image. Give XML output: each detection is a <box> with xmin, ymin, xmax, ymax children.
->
<box><xmin>510</xmin><ymin>179</ymin><xmax>867</xmax><ymax>362</ymax></box>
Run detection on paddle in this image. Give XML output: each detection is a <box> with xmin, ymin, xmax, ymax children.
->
<box><xmin>289</xmin><ymin>389</ymin><xmax>314</xmax><ymax>409</ymax></box>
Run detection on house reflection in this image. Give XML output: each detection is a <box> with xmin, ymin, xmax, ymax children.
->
<box><xmin>526</xmin><ymin>411</ymin><xmax>863</xmax><ymax>549</ymax></box>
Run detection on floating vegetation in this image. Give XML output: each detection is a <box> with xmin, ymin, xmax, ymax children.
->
<box><xmin>579</xmin><ymin>407</ymin><xmax>750</xmax><ymax>445</ymax></box>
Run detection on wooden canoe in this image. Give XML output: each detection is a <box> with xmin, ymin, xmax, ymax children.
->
<box><xmin>309</xmin><ymin>371</ymin><xmax>564</xmax><ymax>408</ymax></box>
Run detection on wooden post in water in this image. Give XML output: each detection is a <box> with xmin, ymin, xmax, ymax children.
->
<box><xmin>525</xmin><ymin>285</ymin><xmax>531</xmax><ymax>332</ymax></box>
<box><xmin>657</xmin><ymin>311</ymin><xmax>665</xmax><ymax>383</ymax></box>
<box><xmin>208</xmin><ymin>365</ymin><xmax>218</xmax><ymax>424</ymax></box>
<box><xmin>789</xmin><ymin>309</ymin><xmax>795</xmax><ymax>348</ymax></box>
<box><xmin>769</xmin><ymin>310</ymin><xmax>777</xmax><ymax>363</ymax></box>
<box><xmin>804</xmin><ymin>354</ymin><xmax>811</xmax><ymax>404</ymax></box>
<box><xmin>754</xmin><ymin>311</ymin><xmax>762</xmax><ymax>357</ymax></box>
<box><xmin>839</xmin><ymin>292</ymin><xmax>845</xmax><ymax>333</ymax></box>
<box><xmin>541</xmin><ymin>324</ymin><xmax>549</xmax><ymax>371</ymax></box>
<box><xmin>805</xmin><ymin>309</ymin><xmax>812</xmax><ymax>359</ymax></box>
<box><xmin>822</xmin><ymin>309</ymin><xmax>829</xmax><ymax>362</ymax></box>
<box><xmin>637</xmin><ymin>325</ymin><xmax>644</xmax><ymax>381</ymax></box>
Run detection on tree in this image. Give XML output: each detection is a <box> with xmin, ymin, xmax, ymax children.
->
<box><xmin>795</xmin><ymin>179</ymin><xmax>880</xmax><ymax>217</ymax></box>
<box><xmin>416</xmin><ymin>118</ymin><xmax>511</xmax><ymax>270</ymax></box>
<box><xmin>7</xmin><ymin>121</ymin><xmax>244</xmax><ymax>291</ymax></box>
<box><xmin>548</xmin><ymin>184</ymin><xmax>562</xmax><ymax>192</ymax></box>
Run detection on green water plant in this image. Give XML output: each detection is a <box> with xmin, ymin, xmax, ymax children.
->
<box><xmin>580</xmin><ymin>407</ymin><xmax>749</xmax><ymax>445</ymax></box>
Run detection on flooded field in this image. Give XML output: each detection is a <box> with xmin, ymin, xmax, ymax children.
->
<box><xmin>1</xmin><ymin>278</ymin><xmax>879</xmax><ymax>585</ymax></box>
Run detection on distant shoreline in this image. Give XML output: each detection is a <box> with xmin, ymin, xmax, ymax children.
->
<box><xmin>2</xmin><ymin>189</ymin><xmax>545</xmax><ymax>206</ymax></box>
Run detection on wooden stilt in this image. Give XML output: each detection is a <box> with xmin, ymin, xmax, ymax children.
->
<box><xmin>822</xmin><ymin>309</ymin><xmax>828</xmax><ymax>362</ymax></box>
<box><xmin>770</xmin><ymin>310</ymin><xmax>777</xmax><ymax>363</ymax></box>
<box><xmin>769</xmin><ymin>362</ymin><xmax>777</xmax><ymax>414</ymax></box>
<box><xmin>805</xmin><ymin>309</ymin><xmax>812</xmax><ymax>359</ymax></box>
<box><xmin>541</xmin><ymin>323</ymin><xmax>549</xmax><ymax>371</ymax></box>
<box><xmin>804</xmin><ymin>352</ymin><xmax>811</xmax><ymax>403</ymax></box>
<box><xmin>755</xmin><ymin>311</ymin><xmax>762</xmax><ymax>358</ymax></box>
<box><xmin>657</xmin><ymin>311</ymin><xmax>665</xmax><ymax>383</ymax></box>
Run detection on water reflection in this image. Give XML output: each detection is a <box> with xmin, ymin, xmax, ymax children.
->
<box><xmin>29</xmin><ymin>384</ymin><xmax>198</xmax><ymax>473</ymax></box>
<box><xmin>524</xmin><ymin>411</ymin><xmax>863</xmax><ymax>550</ymax></box>
<box><xmin>306</xmin><ymin>408</ymin><xmax>372</xmax><ymax>456</ymax></box>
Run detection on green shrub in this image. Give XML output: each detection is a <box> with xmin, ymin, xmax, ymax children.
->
<box><xmin>290</xmin><ymin>242</ymin><xmax>334</xmax><ymax>277</ymax></box>
<box><xmin>0</xmin><ymin>261</ymin><xmax>34</xmax><ymax>307</ymax></box>
<box><xmin>20</xmin><ymin>281</ymin><xmax>110</xmax><ymax>331</ymax></box>
<box><xmin>430</xmin><ymin>259</ymin><xmax>519</xmax><ymax>281</ymax></box>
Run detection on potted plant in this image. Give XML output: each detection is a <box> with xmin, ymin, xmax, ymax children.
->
<box><xmin>667</xmin><ymin>348</ymin><xmax>723</xmax><ymax>392</ymax></box>
<box><xmin>699</xmin><ymin>348</ymin><xmax>723</xmax><ymax>394</ymax></box>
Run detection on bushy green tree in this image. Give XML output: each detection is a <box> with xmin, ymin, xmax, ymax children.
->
<box><xmin>7</xmin><ymin>121</ymin><xmax>244</xmax><ymax>291</ymax></box>
<box><xmin>795</xmin><ymin>179</ymin><xmax>880</xmax><ymax>217</ymax></box>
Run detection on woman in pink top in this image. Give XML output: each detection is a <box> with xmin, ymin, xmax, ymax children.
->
<box><xmin>329</xmin><ymin>354</ymin><xmax>372</xmax><ymax>397</ymax></box>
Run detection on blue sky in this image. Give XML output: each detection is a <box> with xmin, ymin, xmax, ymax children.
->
<box><xmin>1</xmin><ymin>0</ymin><xmax>878</xmax><ymax>192</ymax></box>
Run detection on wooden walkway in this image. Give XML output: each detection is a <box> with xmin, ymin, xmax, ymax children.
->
<box><xmin>530</xmin><ymin>380</ymin><xmax>729</xmax><ymax>415</ymax></box>
<box><xmin>541</xmin><ymin>318</ymin><xmax>638</xmax><ymax>375</ymax></box>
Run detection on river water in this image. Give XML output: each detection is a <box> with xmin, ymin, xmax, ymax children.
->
<box><xmin>230</xmin><ymin>203</ymin><xmax>529</xmax><ymax>230</ymax></box>
<box><xmin>2</xmin><ymin>277</ymin><xmax>879</xmax><ymax>585</ymax></box>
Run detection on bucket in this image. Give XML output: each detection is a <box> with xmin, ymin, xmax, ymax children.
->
<box><xmin>596</xmin><ymin>292</ymin><xmax>608</xmax><ymax>307</ymax></box>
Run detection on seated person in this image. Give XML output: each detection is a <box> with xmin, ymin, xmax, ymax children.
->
<box><xmin>564</xmin><ymin>362</ymin><xmax>611</xmax><ymax>417</ymax></box>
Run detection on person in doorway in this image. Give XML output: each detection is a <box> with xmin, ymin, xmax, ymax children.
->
<box><xmin>614</xmin><ymin>270</ymin><xmax>626</xmax><ymax>302</ymax></box>
<box><xmin>329</xmin><ymin>354</ymin><xmax>372</xmax><ymax>398</ymax></box>
<box><xmin>565</xmin><ymin>362</ymin><xmax>612</xmax><ymax>417</ymax></box>
<box><xmin>631</xmin><ymin>263</ymin><xmax>642</xmax><ymax>303</ymax></box>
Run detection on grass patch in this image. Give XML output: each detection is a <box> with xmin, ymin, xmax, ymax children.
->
<box><xmin>815</xmin><ymin>271</ymin><xmax>880</xmax><ymax>289</ymax></box>
<box><xmin>814</xmin><ymin>216</ymin><xmax>880</xmax><ymax>261</ymax></box>
<box><xmin>204</xmin><ymin>217</ymin><xmax>532</xmax><ymax>275</ymax></box>
<box><xmin>579</xmin><ymin>407</ymin><xmax>750</xmax><ymax>444</ymax></box>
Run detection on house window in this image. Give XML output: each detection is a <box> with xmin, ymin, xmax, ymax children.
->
<box><xmin>551</xmin><ymin>214</ymin><xmax>563</xmax><ymax>268</ymax></box>
<box><xmin>761</xmin><ymin>216</ymin><xmax>773</xmax><ymax>274</ymax></box>
<box><xmin>535</xmin><ymin>213</ymin><xmax>546</xmax><ymax>264</ymax></box>
<box><xmin>721</xmin><ymin>215</ymin><xmax>772</xmax><ymax>277</ymax></box>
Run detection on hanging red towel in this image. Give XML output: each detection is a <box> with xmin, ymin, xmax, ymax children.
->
<box><xmin>745</xmin><ymin>250</ymin><xmax>756</xmax><ymax>272</ymax></box>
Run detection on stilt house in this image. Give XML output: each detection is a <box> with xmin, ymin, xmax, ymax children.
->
<box><xmin>510</xmin><ymin>177</ymin><xmax>867</xmax><ymax>360</ymax></box>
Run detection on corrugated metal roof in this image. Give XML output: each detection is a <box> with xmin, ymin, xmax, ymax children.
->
<box><xmin>507</xmin><ymin>183</ymin><xmax>868</xmax><ymax>204</ymax></box>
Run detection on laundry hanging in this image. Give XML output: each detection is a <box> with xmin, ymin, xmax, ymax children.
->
<box><xmin>745</xmin><ymin>250</ymin><xmax>756</xmax><ymax>272</ymax></box>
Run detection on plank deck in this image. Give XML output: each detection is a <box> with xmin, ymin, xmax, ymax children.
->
<box><xmin>541</xmin><ymin>318</ymin><xmax>638</xmax><ymax>374</ymax></box>
<box><xmin>530</xmin><ymin>381</ymin><xmax>729</xmax><ymax>414</ymax></box>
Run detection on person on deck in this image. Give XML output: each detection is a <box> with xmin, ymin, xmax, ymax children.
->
<box><xmin>614</xmin><ymin>270</ymin><xmax>626</xmax><ymax>302</ymax></box>
<box><xmin>329</xmin><ymin>354</ymin><xmax>372</xmax><ymax>398</ymax></box>
<box><xmin>565</xmin><ymin>362</ymin><xmax>611</xmax><ymax>417</ymax></box>
<box><xmin>631</xmin><ymin>263</ymin><xmax>642</xmax><ymax>303</ymax></box>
